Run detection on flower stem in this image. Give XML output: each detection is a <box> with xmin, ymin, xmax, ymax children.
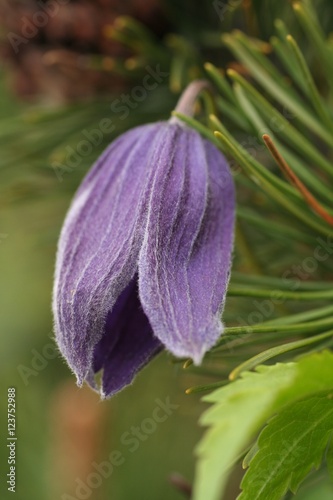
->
<box><xmin>171</xmin><ymin>80</ymin><xmax>212</xmax><ymax>121</ymax></box>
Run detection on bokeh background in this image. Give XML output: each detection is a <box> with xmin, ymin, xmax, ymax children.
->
<box><xmin>1</xmin><ymin>1</ymin><xmax>333</xmax><ymax>499</ymax></box>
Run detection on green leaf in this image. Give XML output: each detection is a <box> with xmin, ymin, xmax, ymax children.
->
<box><xmin>222</xmin><ymin>32</ymin><xmax>333</xmax><ymax>146</ymax></box>
<box><xmin>232</xmin><ymin>80</ymin><xmax>333</xmax><ymax>204</ymax></box>
<box><xmin>227</xmin><ymin>286</ymin><xmax>333</xmax><ymax>300</ymax></box>
<box><xmin>239</xmin><ymin>395</ymin><xmax>333</xmax><ymax>500</ymax></box>
<box><xmin>236</xmin><ymin>207</ymin><xmax>316</xmax><ymax>245</ymax></box>
<box><xmin>226</xmin><ymin>69</ymin><xmax>333</xmax><ymax>180</ymax></box>
<box><xmin>285</xmin><ymin>34</ymin><xmax>333</xmax><ymax>134</ymax></box>
<box><xmin>213</xmin><ymin>130</ymin><xmax>333</xmax><ymax>237</ymax></box>
<box><xmin>228</xmin><ymin>330</ymin><xmax>333</xmax><ymax>380</ymax></box>
<box><xmin>292</xmin><ymin>1</ymin><xmax>333</xmax><ymax>91</ymax></box>
<box><xmin>193</xmin><ymin>351</ymin><xmax>333</xmax><ymax>500</ymax></box>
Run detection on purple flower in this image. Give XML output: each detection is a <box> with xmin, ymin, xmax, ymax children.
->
<box><xmin>53</xmin><ymin>81</ymin><xmax>235</xmax><ymax>397</ymax></box>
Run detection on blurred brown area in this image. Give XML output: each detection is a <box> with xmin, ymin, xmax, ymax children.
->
<box><xmin>48</xmin><ymin>381</ymin><xmax>108</xmax><ymax>498</ymax></box>
<box><xmin>0</xmin><ymin>0</ymin><xmax>165</xmax><ymax>102</ymax></box>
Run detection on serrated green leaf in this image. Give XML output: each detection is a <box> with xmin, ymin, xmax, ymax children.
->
<box><xmin>193</xmin><ymin>351</ymin><xmax>333</xmax><ymax>500</ymax></box>
<box><xmin>239</xmin><ymin>395</ymin><xmax>333</xmax><ymax>500</ymax></box>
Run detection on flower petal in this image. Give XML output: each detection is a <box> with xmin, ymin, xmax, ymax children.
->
<box><xmin>138</xmin><ymin>124</ymin><xmax>235</xmax><ymax>364</ymax></box>
<box><xmin>53</xmin><ymin>123</ymin><xmax>164</xmax><ymax>382</ymax></box>
<box><xmin>92</xmin><ymin>278</ymin><xmax>161</xmax><ymax>398</ymax></box>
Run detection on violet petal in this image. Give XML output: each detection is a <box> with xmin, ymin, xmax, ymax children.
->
<box><xmin>53</xmin><ymin>123</ymin><xmax>163</xmax><ymax>383</ymax></box>
<box><xmin>93</xmin><ymin>278</ymin><xmax>161</xmax><ymax>398</ymax></box>
<box><xmin>138</xmin><ymin>123</ymin><xmax>235</xmax><ymax>364</ymax></box>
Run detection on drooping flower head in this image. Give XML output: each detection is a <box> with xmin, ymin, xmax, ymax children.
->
<box><xmin>53</xmin><ymin>80</ymin><xmax>235</xmax><ymax>397</ymax></box>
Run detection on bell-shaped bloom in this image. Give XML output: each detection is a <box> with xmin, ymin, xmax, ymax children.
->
<box><xmin>53</xmin><ymin>81</ymin><xmax>235</xmax><ymax>398</ymax></box>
